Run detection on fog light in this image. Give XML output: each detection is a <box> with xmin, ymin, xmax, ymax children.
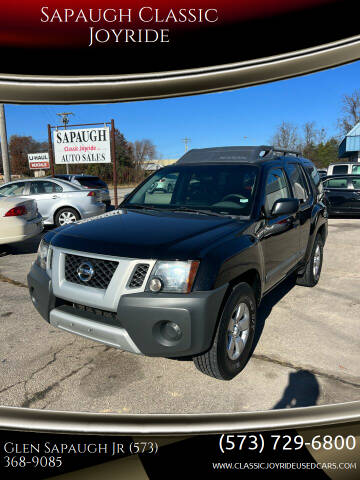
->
<box><xmin>160</xmin><ymin>321</ymin><xmax>182</xmax><ymax>341</ymax></box>
<box><xmin>149</xmin><ymin>277</ymin><xmax>163</xmax><ymax>292</ymax></box>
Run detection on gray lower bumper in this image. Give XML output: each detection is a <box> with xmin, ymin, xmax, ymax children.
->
<box><xmin>28</xmin><ymin>262</ymin><xmax>228</xmax><ymax>358</ymax></box>
<box><xmin>49</xmin><ymin>308</ymin><xmax>141</xmax><ymax>353</ymax></box>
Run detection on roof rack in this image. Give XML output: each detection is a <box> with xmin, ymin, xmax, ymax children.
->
<box><xmin>176</xmin><ymin>146</ymin><xmax>300</xmax><ymax>165</ymax></box>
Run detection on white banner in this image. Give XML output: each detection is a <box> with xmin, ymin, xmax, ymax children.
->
<box><xmin>28</xmin><ymin>152</ymin><xmax>50</xmax><ymax>170</ymax></box>
<box><xmin>53</xmin><ymin>127</ymin><xmax>111</xmax><ymax>164</ymax></box>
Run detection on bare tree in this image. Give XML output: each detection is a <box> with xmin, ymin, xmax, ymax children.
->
<box><xmin>271</xmin><ymin>121</ymin><xmax>300</xmax><ymax>151</ymax></box>
<box><xmin>129</xmin><ymin>139</ymin><xmax>156</xmax><ymax>167</ymax></box>
<box><xmin>338</xmin><ymin>89</ymin><xmax>360</xmax><ymax>135</ymax></box>
<box><xmin>303</xmin><ymin>121</ymin><xmax>318</xmax><ymax>147</ymax></box>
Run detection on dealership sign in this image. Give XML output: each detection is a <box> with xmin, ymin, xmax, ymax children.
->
<box><xmin>28</xmin><ymin>153</ymin><xmax>50</xmax><ymax>170</ymax></box>
<box><xmin>54</xmin><ymin>127</ymin><xmax>111</xmax><ymax>164</ymax></box>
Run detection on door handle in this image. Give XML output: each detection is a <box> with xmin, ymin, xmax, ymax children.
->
<box><xmin>52</xmin><ymin>195</ymin><xmax>59</xmax><ymax>199</ymax></box>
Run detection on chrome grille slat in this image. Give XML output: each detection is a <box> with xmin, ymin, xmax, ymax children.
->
<box><xmin>128</xmin><ymin>263</ymin><xmax>150</xmax><ymax>288</ymax></box>
<box><xmin>65</xmin><ymin>254</ymin><xmax>118</xmax><ymax>289</ymax></box>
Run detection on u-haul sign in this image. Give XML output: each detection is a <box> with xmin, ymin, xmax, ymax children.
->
<box><xmin>54</xmin><ymin>127</ymin><xmax>111</xmax><ymax>164</ymax></box>
<box><xmin>28</xmin><ymin>153</ymin><xmax>50</xmax><ymax>170</ymax></box>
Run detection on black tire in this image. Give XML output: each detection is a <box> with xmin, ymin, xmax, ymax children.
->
<box><xmin>193</xmin><ymin>283</ymin><xmax>257</xmax><ymax>380</ymax></box>
<box><xmin>296</xmin><ymin>235</ymin><xmax>323</xmax><ymax>287</ymax></box>
<box><xmin>54</xmin><ymin>207</ymin><xmax>80</xmax><ymax>227</ymax></box>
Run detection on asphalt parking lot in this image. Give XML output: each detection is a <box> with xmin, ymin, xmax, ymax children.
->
<box><xmin>0</xmin><ymin>197</ymin><xmax>359</xmax><ymax>414</ymax></box>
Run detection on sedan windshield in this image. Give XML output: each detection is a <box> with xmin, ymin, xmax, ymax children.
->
<box><xmin>123</xmin><ymin>164</ymin><xmax>258</xmax><ymax>217</ymax></box>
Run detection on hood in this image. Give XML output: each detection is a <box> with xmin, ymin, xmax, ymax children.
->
<box><xmin>47</xmin><ymin>208</ymin><xmax>246</xmax><ymax>259</ymax></box>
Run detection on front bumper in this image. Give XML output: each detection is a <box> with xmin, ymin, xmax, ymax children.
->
<box><xmin>28</xmin><ymin>262</ymin><xmax>227</xmax><ymax>358</ymax></box>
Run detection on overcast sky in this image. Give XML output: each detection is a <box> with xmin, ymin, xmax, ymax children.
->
<box><xmin>5</xmin><ymin>60</ymin><xmax>360</xmax><ymax>159</ymax></box>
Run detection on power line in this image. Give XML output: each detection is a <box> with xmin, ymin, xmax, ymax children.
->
<box><xmin>56</xmin><ymin>112</ymin><xmax>74</xmax><ymax>174</ymax></box>
<box><xmin>182</xmin><ymin>137</ymin><xmax>191</xmax><ymax>152</ymax></box>
<box><xmin>56</xmin><ymin>112</ymin><xmax>74</xmax><ymax>128</ymax></box>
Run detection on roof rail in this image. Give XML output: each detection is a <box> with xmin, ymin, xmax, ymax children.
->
<box><xmin>270</xmin><ymin>147</ymin><xmax>300</xmax><ymax>157</ymax></box>
<box><xmin>176</xmin><ymin>145</ymin><xmax>301</xmax><ymax>164</ymax></box>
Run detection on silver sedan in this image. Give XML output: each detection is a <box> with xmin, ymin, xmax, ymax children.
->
<box><xmin>0</xmin><ymin>178</ymin><xmax>106</xmax><ymax>227</ymax></box>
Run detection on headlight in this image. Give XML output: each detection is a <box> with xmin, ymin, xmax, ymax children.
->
<box><xmin>36</xmin><ymin>239</ymin><xmax>50</xmax><ymax>270</ymax></box>
<box><xmin>146</xmin><ymin>260</ymin><xmax>200</xmax><ymax>293</ymax></box>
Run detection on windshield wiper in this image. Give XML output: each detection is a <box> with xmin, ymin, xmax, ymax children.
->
<box><xmin>167</xmin><ymin>207</ymin><xmax>231</xmax><ymax>217</ymax></box>
<box><xmin>123</xmin><ymin>204</ymin><xmax>159</xmax><ymax>211</ymax></box>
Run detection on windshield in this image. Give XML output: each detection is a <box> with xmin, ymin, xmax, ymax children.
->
<box><xmin>123</xmin><ymin>164</ymin><xmax>258</xmax><ymax>217</ymax></box>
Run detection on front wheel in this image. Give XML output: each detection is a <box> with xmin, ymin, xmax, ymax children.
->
<box><xmin>296</xmin><ymin>234</ymin><xmax>323</xmax><ymax>287</ymax></box>
<box><xmin>193</xmin><ymin>283</ymin><xmax>257</xmax><ymax>380</ymax></box>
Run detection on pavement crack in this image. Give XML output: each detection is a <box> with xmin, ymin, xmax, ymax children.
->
<box><xmin>0</xmin><ymin>273</ymin><xmax>27</xmax><ymax>288</ymax></box>
<box><xmin>21</xmin><ymin>359</ymin><xmax>95</xmax><ymax>409</ymax></box>
<box><xmin>253</xmin><ymin>353</ymin><xmax>360</xmax><ymax>388</ymax></box>
<box><xmin>0</xmin><ymin>379</ymin><xmax>25</xmax><ymax>395</ymax></box>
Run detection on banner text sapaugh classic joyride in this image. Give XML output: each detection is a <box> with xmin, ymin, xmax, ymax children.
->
<box><xmin>40</xmin><ymin>7</ymin><xmax>220</xmax><ymax>46</ymax></box>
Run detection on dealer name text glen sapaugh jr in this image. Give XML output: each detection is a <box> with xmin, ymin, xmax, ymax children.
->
<box><xmin>40</xmin><ymin>7</ymin><xmax>219</xmax><ymax>46</ymax></box>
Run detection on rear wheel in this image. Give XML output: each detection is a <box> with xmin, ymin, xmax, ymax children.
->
<box><xmin>54</xmin><ymin>207</ymin><xmax>80</xmax><ymax>227</ymax></box>
<box><xmin>193</xmin><ymin>283</ymin><xmax>256</xmax><ymax>380</ymax></box>
<box><xmin>296</xmin><ymin>234</ymin><xmax>323</xmax><ymax>287</ymax></box>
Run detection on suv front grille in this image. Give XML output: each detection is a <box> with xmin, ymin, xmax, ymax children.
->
<box><xmin>64</xmin><ymin>254</ymin><xmax>118</xmax><ymax>289</ymax></box>
<box><xmin>128</xmin><ymin>263</ymin><xmax>150</xmax><ymax>288</ymax></box>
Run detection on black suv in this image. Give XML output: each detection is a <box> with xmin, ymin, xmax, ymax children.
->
<box><xmin>28</xmin><ymin>146</ymin><xmax>327</xmax><ymax>380</ymax></box>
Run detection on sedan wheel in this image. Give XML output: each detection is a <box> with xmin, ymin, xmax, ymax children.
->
<box><xmin>54</xmin><ymin>208</ymin><xmax>80</xmax><ymax>227</ymax></box>
<box><xmin>58</xmin><ymin>211</ymin><xmax>77</xmax><ymax>225</ymax></box>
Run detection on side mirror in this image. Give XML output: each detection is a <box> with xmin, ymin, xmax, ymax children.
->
<box><xmin>271</xmin><ymin>198</ymin><xmax>299</xmax><ymax>217</ymax></box>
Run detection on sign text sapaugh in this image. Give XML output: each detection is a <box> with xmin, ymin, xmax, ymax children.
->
<box><xmin>54</xmin><ymin>127</ymin><xmax>111</xmax><ymax>164</ymax></box>
<box><xmin>40</xmin><ymin>7</ymin><xmax>219</xmax><ymax>46</ymax></box>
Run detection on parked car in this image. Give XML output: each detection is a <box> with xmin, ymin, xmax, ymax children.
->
<box><xmin>317</xmin><ymin>169</ymin><xmax>328</xmax><ymax>179</ymax></box>
<box><xmin>28</xmin><ymin>146</ymin><xmax>327</xmax><ymax>380</ymax></box>
<box><xmin>0</xmin><ymin>178</ymin><xmax>105</xmax><ymax>227</ymax></box>
<box><xmin>327</xmin><ymin>163</ymin><xmax>360</xmax><ymax>176</ymax></box>
<box><xmin>148</xmin><ymin>173</ymin><xmax>178</xmax><ymax>193</ymax></box>
<box><xmin>323</xmin><ymin>174</ymin><xmax>360</xmax><ymax>215</ymax></box>
<box><xmin>0</xmin><ymin>194</ymin><xmax>43</xmax><ymax>245</ymax></box>
<box><xmin>53</xmin><ymin>174</ymin><xmax>111</xmax><ymax>207</ymax></box>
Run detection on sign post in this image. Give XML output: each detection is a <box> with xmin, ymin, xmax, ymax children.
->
<box><xmin>111</xmin><ymin>119</ymin><xmax>118</xmax><ymax>208</ymax></box>
<box><xmin>48</xmin><ymin>124</ymin><xmax>55</xmax><ymax>176</ymax></box>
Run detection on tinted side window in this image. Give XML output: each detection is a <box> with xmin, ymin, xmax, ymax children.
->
<box><xmin>30</xmin><ymin>181</ymin><xmax>62</xmax><ymax>194</ymax></box>
<box><xmin>286</xmin><ymin>163</ymin><xmax>310</xmax><ymax>202</ymax></box>
<box><xmin>351</xmin><ymin>165</ymin><xmax>360</xmax><ymax>174</ymax></box>
<box><xmin>304</xmin><ymin>164</ymin><xmax>324</xmax><ymax>196</ymax></box>
<box><xmin>265</xmin><ymin>168</ymin><xmax>291</xmax><ymax>213</ymax></box>
<box><xmin>324</xmin><ymin>178</ymin><xmax>348</xmax><ymax>189</ymax></box>
<box><xmin>332</xmin><ymin>165</ymin><xmax>348</xmax><ymax>175</ymax></box>
<box><xmin>0</xmin><ymin>182</ymin><xmax>25</xmax><ymax>196</ymax></box>
<box><xmin>350</xmin><ymin>177</ymin><xmax>360</xmax><ymax>189</ymax></box>
<box><xmin>53</xmin><ymin>183</ymin><xmax>63</xmax><ymax>193</ymax></box>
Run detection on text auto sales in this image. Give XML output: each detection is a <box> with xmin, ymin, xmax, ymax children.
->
<box><xmin>40</xmin><ymin>7</ymin><xmax>219</xmax><ymax>46</ymax></box>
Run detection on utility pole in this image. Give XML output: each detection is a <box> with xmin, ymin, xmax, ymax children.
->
<box><xmin>182</xmin><ymin>137</ymin><xmax>191</xmax><ymax>153</ymax></box>
<box><xmin>57</xmin><ymin>112</ymin><xmax>74</xmax><ymax>174</ymax></box>
<box><xmin>0</xmin><ymin>104</ymin><xmax>11</xmax><ymax>183</ymax></box>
